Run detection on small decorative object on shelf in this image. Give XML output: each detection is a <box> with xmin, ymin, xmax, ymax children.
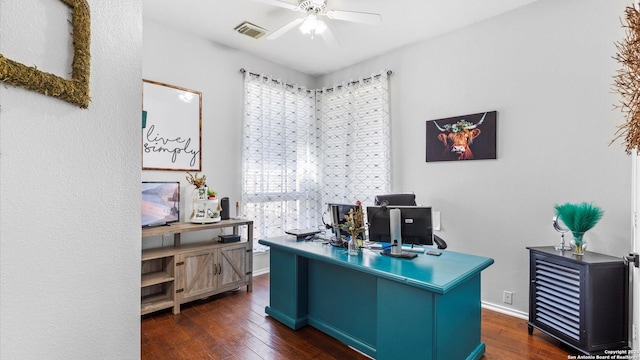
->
<box><xmin>341</xmin><ymin>200</ymin><xmax>365</xmax><ymax>255</ymax></box>
<box><xmin>207</xmin><ymin>188</ymin><xmax>217</xmax><ymax>199</ymax></box>
<box><xmin>186</xmin><ymin>172</ymin><xmax>206</xmax><ymax>186</ymax></box>
<box><xmin>552</xmin><ymin>216</ymin><xmax>571</xmax><ymax>251</ymax></box>
<box><xmin>186</xmin><ymin>172</ymin><xmax>220</xmax><ymax>223</ymax></box>
<box><xmin>554</xmin><ymin>202</ymin><xmax>604</xmax><ymax>255</ymax></box>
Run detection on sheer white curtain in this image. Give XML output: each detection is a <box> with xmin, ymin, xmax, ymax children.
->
<box><xmin>316</xmin><ymin>71</ymin><xmax>391</xmax><ymax>205</ymax></box>
<box><xmin>241</xmin><ymin>72</ymin><xmax>321</xmax><ymax>239</ymax></box>
<box><xmin>242</xmin><ymin>70</ymin><xmax>391</xmax><ymax>239</ymax></box>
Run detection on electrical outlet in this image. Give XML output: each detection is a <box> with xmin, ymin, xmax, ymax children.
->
<box><xmin>503</xmin><ymin>291</ymin><xmax>513</xmax><ymax>305</ymax></box>
<box><xmin>633</xmin><ymin>325</ymin><xmax>637</xmax><ymax>340</ymax></box>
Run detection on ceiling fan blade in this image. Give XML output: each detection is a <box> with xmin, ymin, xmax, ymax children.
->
<box><xmin>252</xmin><ymin>0</ymin><xmax>299</xmax><ymax>11</ymax></box>
<box><xmin>320</xmin><ymin>24</ymin><xmax>339</xmax><ymax>49</ymax></box>
<box><xmin>266</xmin><ymin>17</ymin><xmax>304</xmax><ymax>39</ymax></box>
<box><xmin>325</xmin><ymin>10</ymin><xmax>381</xmax><ymax>25</ymax></box>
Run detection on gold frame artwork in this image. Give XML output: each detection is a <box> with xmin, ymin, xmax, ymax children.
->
<box><xmin>0</xmin><ymin>0</ymin><xmax>91</xmax><ymax>108</ymax></box>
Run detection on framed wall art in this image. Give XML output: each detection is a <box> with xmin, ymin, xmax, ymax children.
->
<box><xmin>0</xmin><ymin>0</ymin><xmax>91</xmax><ymax>108</ymax></box>
<box><xmin>142</xmin><ymin>79</ymin><xmax>202</xmax><ymax>171</ymax></box>
<box><xmin>426</xmin><ymin>111</ymin><xmax>497</xmax><ymax>162</ymax></box>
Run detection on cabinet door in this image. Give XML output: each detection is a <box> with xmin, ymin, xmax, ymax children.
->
<box><xmin>530</xmin><ymin>254</ymin><xmax>582</xmax><ymax>347</ymax></box>
<box><xmin>176</xmin><ymin>249</ymin><xmax>218</xmax><ymax>301</ymax></box>
<box><xmin>218</xmin><ymin>243</ymin><xmax>247</xmax><ymax>290</ymax></box>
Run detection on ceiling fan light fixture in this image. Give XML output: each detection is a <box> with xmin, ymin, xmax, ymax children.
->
<box><xmin>258</xmin><ymin>0</ymin><xmax>380</xmax><ymax>45</ymax></box>
<box><xmin>299</xmin><ymin>14</ymin><xmax>319</xmax><ymax>35</ymax></box>
<box><xmin>299</xmin><ymin>14</ymin><xmax>326</xmax><ymax>37</ymax></box>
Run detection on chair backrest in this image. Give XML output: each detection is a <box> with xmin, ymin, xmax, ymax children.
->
<box><xmin>374</xmin><ymin>193</ymin><xmax>416</xmax><ymax>206</ymax></box>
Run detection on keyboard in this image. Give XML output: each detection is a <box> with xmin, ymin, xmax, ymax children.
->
<box><xmin>367</xmin><ymin>243</ymin><xmax>425</xmax><ymax>253</ymax></box>
<box><xmin>285</xmin><ymin>228</ymin><xmax>321</xmax><ymax>239</ymax></box>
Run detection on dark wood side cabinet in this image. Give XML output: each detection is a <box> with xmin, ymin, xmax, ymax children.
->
<box><xmin>527</xmin><ymin>246</ymin><xmax>628</xmax><ymax>355</ymax></box>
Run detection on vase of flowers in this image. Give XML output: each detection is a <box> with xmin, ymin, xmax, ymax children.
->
<box><xmin>186</xmin><ymin>172</ymin><xmax>208</xmax><ymax>199</ymax></box>
<box><xmin>340</xmin><ymin>201</ymin><xmax>365</xmax><ymax>256</ymax></box>
<box><xmin>554</xmin><ymin>202</ymin><xmax>603</xmax><ymax>256</ymax></box>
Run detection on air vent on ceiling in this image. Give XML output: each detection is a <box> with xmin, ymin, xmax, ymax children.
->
<box><xmin>234</xmin><ymin>21</ymin><xmax>267</xmax><ymax>39</ymax></box>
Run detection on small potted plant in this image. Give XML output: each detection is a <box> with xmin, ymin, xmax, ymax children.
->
<box><xmin>207</xmin><ymin>188</ymin><xmax>217</xmax><ymax>200</ymax></box>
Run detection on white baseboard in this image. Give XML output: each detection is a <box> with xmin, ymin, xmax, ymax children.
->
<box><xmin>253</xmin><ymin>250</ymin><xmax>270</xmax><ymax>277</ymax></box>
<box><xmin>253</xmin><ymin>268</ymin><xmax>270</xmax><ymax>277</ymax></box>
<box><xmin>482</xmin><ymin>301</ymin><xmax>528</xmax><ymax>320</ymax></box>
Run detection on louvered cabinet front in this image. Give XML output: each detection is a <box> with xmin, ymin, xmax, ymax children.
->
<box><xmin>532</xmin><ymin>257</ymin><xmax>581</xmax><ymax>343</ymax></box>
<box><xmin>527</xmin><ymin>247</ymin><xmax>628</xmax><ymax>355</ymax></box>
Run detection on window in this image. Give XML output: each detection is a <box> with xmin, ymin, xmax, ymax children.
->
<box><xmin>242</xmin><ymin>74</ymin><xmax>320</xmax><ymax>239</ymax></box>
<box><xmin>316</xmin><ymin>73</ymin><xmax>391</xmax><ymax>205</ymax></box>
<box><xmin>242</xmin><ymin>71</ymin><xmax>391</xmax><ymax>239</ymax></box>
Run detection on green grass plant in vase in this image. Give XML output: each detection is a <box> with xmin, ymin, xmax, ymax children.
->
<box><xmin>554</xmin><ymin>202</ymin><xmax>603</xmax><ymax>255</ymax></box>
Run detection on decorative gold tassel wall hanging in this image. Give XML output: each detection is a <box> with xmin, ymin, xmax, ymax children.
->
<box><xmin>613</xmin><ymin>5</ymin><xmax>640</xmax><ymax>153</ymax></box>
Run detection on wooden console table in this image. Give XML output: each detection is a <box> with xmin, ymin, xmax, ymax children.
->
<box><xmin>259</xmin><ymin>236</ymin><xmax>494</xmax><ymax>360</ymax></box>
<box><xmin>141</xmin><ymin>219</ymin><xmax>253</xmax><ymax>315</ymax></box>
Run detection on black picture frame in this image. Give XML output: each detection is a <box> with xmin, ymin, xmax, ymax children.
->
<box><xmin>426</xmin><ymin>111</ymin><xmax>497</xmax><ymax>162</ymax></box>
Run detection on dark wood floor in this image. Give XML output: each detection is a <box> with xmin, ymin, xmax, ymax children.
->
<box><xmin>141</xmin><ymin>274</ymin><xmax>572</xmax><ymax>359</ymax></box>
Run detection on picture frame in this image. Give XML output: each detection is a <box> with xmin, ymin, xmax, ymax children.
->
<box><xmin>0</xmin><ymin>0</ymin><xmax>91</xmax><ymax>108</ymax></box>
<box><xmin>142</xmin><ymin>79</ymin><xmax>202</xmax><ymax>171</ymax></box>
<box><xmin>426</xmin><ymin>111</ymin><xmax>497</xmax><ymax>162</ymax></box>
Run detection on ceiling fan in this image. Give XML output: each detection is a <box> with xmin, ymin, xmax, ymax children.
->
<box><xmin>254</xmin><ymin>0</ymin><xmax>382</xmax><ymax>47</ymax></box>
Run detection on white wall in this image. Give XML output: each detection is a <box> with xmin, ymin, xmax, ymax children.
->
<box><xmin>319</xmin><ymin>0</ymin><xmax>632</xmax><ymax>313</ymax></box>
<box><xmin>0</xmin><ymin>0</ymin><xmax>142</xmax><ymax>359</ymax></box>
<box><xmin>142</xmin><ymin>19</ymin><xmax>316</xmax><ymax>247</ymax></box>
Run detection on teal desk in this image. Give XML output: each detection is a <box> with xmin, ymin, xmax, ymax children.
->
<box><xmin>258</xmin><ymin>236</ymin><xmax>494</xmax><ymax>360</ymax></box>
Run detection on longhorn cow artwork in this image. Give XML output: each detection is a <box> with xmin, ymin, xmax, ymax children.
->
<box><xmin>425</xmin><ymin>111</ymin><xmax>497</xmax><ymax>162</ymax></box>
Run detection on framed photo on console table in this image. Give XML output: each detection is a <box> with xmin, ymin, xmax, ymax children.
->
<box><xmin>426</xmin><ymin>111</ymin><xmax>497</xmax><ymax>162</ymax></box>
<box><xmin>142</xmin><ymin>79</ymin><xmax>202</xmax><ymax>171</ymax></box>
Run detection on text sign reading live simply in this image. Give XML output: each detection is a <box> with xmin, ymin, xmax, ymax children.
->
<box><xmin>142</xmin><ymin>80</ymin><xmax>202</xmax><ymax>171</ymax></box>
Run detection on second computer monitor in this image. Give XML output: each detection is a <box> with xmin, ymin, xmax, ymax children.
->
<box><xmin>367</xmin><ymin>206</ymin><xmax>433</xmax><ymax>246</ymax></box>
<box><xmin>328</xmin><ymin>203</ymin><xmax>358</xmax><ymax>239</ymax></box>
<box><xmin>374</xmin><ymin>193</ymin><xmax>416</xmax><ymax>206</ymax></box>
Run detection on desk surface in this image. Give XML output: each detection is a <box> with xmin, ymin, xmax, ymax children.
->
<box><xmin>259</xmin><ymin>236</ymin><xmax>494</xmax><ymax>294</ymax></box>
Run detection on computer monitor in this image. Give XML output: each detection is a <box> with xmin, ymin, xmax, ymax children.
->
<box><xmin>366</xmin><ymin>206</ymin><xmax>433</xmax><ymax>246</ymax></box>
<box><xmin>328</xmin><ymin>203</ymin><xmax>358</xmax><ymax>239</ymax></box>
<box><xmin>142</xmin><ymin>181</ymin><xmax>180</xmax><ymax>227</ymax></box>
<box><xmin>374</xmin><ymin>193</ymin><xmax>416</xmax><ymax>206</ymax></box>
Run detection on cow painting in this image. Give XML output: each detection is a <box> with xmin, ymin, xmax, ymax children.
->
<box><xmin>425</xmin><ymin>111</ymin><xmax>497</xmax><ymax>162</ymax></box>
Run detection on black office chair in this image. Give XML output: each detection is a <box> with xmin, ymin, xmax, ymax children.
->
<box><xmin>374</xmin><ymin>193</ymin><xmax>447</xmax><ymax>249</ymax></box>
<box><xmin>374</xmin><ymin>193</ymin><xmax>416</xmax><ymax>206</ymax></box>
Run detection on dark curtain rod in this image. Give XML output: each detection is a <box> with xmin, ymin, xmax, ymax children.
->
<box><xmin>239</xmin><ymin>68</ymin><xmax>393</xmax><ymax>91</ymax></box>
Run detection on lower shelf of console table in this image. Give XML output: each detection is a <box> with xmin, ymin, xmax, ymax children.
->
<box><xmin>141</xmin><ymin>219</ymin><xmax>253</xmax><ymax>315</ymax></box>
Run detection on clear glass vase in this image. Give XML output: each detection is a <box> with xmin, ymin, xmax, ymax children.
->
<box><xmin>572</xmin><ymin>232</ymin><xmax>586</xmax><ymax>255</ymax></box>
<box><xmin>347</xmin><ymin>236</ymin><xmax>359</xmax><ymax>256</ymax></box>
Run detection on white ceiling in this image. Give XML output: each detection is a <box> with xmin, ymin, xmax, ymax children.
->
<box><xmin>143</xmin><ymin>0</ymin><xmax>540</xmax><ymax>76</ymax></box>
